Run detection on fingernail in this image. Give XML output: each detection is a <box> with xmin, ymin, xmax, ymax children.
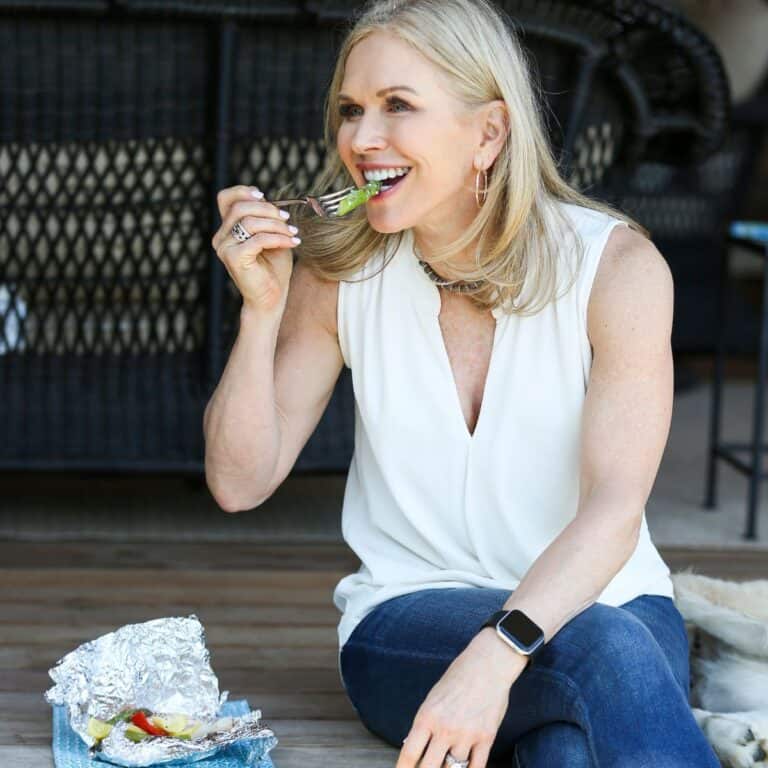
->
<box><xmin>250</xmin><ymin>188</ymin><xmax>264</xmax><ymax>199</ymax></box>
<box><xmin>291</xmin><ymin>236</ymin><xmax>301</xmax><ymax>245</ymax></box>
<box><xmin>279</xmin><ymin>210</ymin><xmax>291</xmax><ymax>219</ymax></box>
<box><xmin>288</xmin><ymin>225</ymin><xmax>299</xmax><ymax>235</ymax></box>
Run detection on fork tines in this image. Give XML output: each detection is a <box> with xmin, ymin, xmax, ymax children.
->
<box><xmin>318</xmin><ymin>185</ymin><xmax>357</xmax><ymax>216</ymax></box>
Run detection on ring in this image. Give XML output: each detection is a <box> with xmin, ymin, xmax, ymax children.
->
<box><xmin>231</xmin><ymin>220</ymin><xmax>251</xmax><ymax>243</ymax></box>
<box><xmin>444</xmin><ymin>752</ymin><xmax>469</xmax><ymax>768</ymax></box>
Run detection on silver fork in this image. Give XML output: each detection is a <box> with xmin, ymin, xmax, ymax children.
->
<box><xmin>271</xmin><ymin>185</ymin><xmax>358</xmax><ymax>218</ymax></box>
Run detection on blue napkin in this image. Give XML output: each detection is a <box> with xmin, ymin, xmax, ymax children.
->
<box><xmin>52</xmin><ymin>700</ymin><xmax>277</xmax><ymax>768</ymax></box>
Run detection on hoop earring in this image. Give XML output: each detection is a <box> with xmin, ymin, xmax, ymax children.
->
<box><xmin>475</xmin><ymin>168</ymin><xmax>488</xmax><ymax>208</ymax></box>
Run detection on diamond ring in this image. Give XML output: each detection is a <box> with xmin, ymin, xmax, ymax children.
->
<box><xmin>444</xmin><ymin>752</ymin><xmax>470</xmax><ymax>768</ymax></box>
<box><xmin>231</xmin><ymin>221</ymin><xmax>251</xmax><ymax>243</ymax></box>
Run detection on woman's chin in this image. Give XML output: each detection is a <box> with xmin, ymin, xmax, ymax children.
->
<box><xmin>366</xmin><ymin>209</ymin><xmax>420</xmax><ymax>234</ymax></box>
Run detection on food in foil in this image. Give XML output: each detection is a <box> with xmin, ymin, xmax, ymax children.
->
<box><xmin>45</xmin><ymin>615</ymin><xmax>278</xmax><ymax>767</ymax></box>
<box><xmin>87</xmin><ymin>708</ymin><xmax>238</xmax><ymax>744</ymax></box>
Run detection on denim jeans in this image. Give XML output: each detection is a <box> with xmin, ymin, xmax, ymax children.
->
<box><xmin>339</xmin><ymin>587</ymin><xmax>721</xmax><ymax>767</ymax></box>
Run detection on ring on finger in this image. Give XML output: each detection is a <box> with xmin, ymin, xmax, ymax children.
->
<box><xmin>231</xmin><ymin>220</ymin><xmax>252</xmax><ymax>243</ymax></box>
<box><xmin>444</xmin><ymin>751</ymin><xmax>470</xmax><ymax>768</ymax></box>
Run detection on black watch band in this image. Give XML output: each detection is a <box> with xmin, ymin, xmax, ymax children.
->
<box><xmin>480</xmin><ymin>609</ymin><xmax>546</xmax><ymax>665</ymax></box>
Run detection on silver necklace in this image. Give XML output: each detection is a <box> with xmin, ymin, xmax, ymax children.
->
<box><xmin>414</xmin><ymin>243</ymin><xmax>485</xmax><ymax>294</ymax></box>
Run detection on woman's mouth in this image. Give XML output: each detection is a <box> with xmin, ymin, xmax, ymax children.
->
<box><xmin>368</xmin><ymin>170</ymin><xmax>411</xmax><ymax>204</ymax></box>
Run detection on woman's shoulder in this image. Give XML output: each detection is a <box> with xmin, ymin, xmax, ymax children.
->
<box><xmin>587</xmin><ymin>223</ymin><xmax>673</xmax><ymax>353</ymax></box>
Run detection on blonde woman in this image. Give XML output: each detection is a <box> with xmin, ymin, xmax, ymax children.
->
<box><xmin>204</xmin><ymin>0</ymin><xmax>720</xmax><ymax>765</ymax></box>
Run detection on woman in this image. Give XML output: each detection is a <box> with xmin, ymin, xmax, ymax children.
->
<box><xmin>204</xmin><ymin>0</ymin><xmax>721</xmax><ymax>765</ymax></box>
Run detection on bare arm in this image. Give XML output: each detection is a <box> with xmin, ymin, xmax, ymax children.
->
<box><xmin>204</xmin><ymin>261</ymin><xmax>344</xmax><ymax>512</ymax></box>
<box><xmin>468</xmin><ymin>224</ymin><xmax>675</xmax><ymax>673</ymax></box>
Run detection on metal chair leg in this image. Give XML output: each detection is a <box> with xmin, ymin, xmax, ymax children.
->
<box><xmin>704</xmin><ymin>246</ymin><xmax>729</xmax><ymax>509</ymax></box>
<box><xmin>744</xmin><ymin>247</ymin><xmax>768</xmax><ymax>540</ymax></box>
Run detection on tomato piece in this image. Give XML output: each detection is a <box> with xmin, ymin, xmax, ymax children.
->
<box><xmin>130</xmin><ymin>710</ymin><xmax>169</xmax><ymax>736</ymax></box>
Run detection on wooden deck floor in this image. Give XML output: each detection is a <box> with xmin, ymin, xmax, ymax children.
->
<box><xmin>3</xmin><ymin>540</ymin><xmax>767</xmax><ymax>768</ymax></box>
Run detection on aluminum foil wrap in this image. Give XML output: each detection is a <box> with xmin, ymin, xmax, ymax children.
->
<box><xmin>44</xmin><ymin>615</ymin><xmax>277</xmax><ymax>767</ymax></box>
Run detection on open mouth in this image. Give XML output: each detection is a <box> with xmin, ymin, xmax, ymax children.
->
<box><xmin>362</xmin><ymin>170</ymin><xmax>411</xmax><ymax>204</ymax></box>
<box><xmin>379</xmin><ymin>171</ymin><xmax>410</xmax><ymax>192</ymax></box>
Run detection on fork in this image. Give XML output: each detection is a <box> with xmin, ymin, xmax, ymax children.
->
<box><xmin>271</xmin><ymin>185</ymin><xmax>358</xmax><ymax>218</ymax></box>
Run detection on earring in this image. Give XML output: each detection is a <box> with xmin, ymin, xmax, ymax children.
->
<box><xmin>475</xmin><ymin>167</ymin><xmax>488</xmax><ymax>208</ymax></box>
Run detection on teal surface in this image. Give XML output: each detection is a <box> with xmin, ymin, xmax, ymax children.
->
<box><xmin>52</xmin><ymin>700</ymin><xmax>277</xmax><ymax>768</ymax></box>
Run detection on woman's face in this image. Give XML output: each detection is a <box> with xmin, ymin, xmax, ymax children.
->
<box><xmin>336</xmin><ymin>31</ymin><xmax>488</xmax><ymax>244</ymax></box>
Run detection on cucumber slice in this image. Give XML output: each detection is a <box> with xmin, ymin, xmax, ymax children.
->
<box><xmin>337</xmin><ymin>180</ymin><xmax>382</xmax><ymax>216</ymax></box>
<box><xmin>87</xmin><ymin>717</ymin><xmax>113</xmax><ymax>741</ymax></box>
<box><xmin>125</xmin><ymin>723</ymin><xmax>150</xmax><ymax>742</ymax></box>
<box><xmin>152</xmin><ymin>714</ymin><xmax>188</xmax><ymax>736</ymax></box>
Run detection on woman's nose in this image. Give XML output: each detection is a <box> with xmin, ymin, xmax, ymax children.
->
<box><xmin>350</xmin><ymin>117</ymin><xmax>387</xmax><ymax>155</ymax></box>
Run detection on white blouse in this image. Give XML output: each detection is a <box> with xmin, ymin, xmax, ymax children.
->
<box><xmin>332</xmin><ymin>200</ymin><xmax>675</xmax><ymax>670</ymax></box>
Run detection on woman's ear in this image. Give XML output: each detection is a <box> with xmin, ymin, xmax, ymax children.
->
<box><xmin>477</xmin><ymin>99</ymin><xmax>509</xmax><ymax>163</ymax></box>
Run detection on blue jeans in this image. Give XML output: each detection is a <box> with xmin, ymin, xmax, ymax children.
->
<box><xmin>339</xmin><ymin>587</ymin><xmax>721</xmax><ymax>767</ymax></box>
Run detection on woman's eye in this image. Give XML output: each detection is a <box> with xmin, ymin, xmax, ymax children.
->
<box><xmin>338</xmin><ymin>104</ymin><xmax>360</xmax><ymax>118</ymax></box>
<box><xmin>338</xmin><ymin>99</ymin><xmax>410</xmax><ymax>119</ymax></box>
<box><xmin>389</xmin><ymin>99</ymin><xmax>410</xmax><ymax>112</ymax></box>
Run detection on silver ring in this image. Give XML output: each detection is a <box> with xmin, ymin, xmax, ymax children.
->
<box><xmin>231</xmin><ymin>220</ymin><xmax>252</xmax><ymax>243</ymax></box>
<box><xmin>445</xmin><ymin>752</ymin><xmax>469</xmax><ymax>768</ymax></box>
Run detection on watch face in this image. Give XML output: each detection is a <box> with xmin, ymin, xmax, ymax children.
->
<box><xmin>498</xmin><ymin>610</ymin><xmax>544</xmax><ymax>652</ymax></box>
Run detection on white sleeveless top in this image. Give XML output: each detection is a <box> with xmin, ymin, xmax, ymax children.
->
<box><xmin>332</xmin><ymin>200</ymin><xmax>675</xmax><ymax>667</ymax></box>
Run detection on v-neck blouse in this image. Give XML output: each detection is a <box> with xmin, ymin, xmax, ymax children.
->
<box><xmin>332</xmin><ymin>201</ymin><xmax>675</xmax><ymax>664</ymax></box>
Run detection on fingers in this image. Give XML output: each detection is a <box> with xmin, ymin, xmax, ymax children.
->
<box><xmin>212</xmin><ymin>185</ymin><xmax>293</xmax><ymax>251</ymax></box>
<box><xmin>397</xmin><ymin>730</ymin><xmax>484</xmax><ymax>768</ymax></box>
<box><xmin>217</xmin><ymin>215</ymin><xmax>299</xmax><ymax>251</ymax></box>
<box><xmin>396</xmin><ymin>729</ymin><xmax>430</xmax><ymax>768</ymax></box>
<box><xmin>216</xmin><ymin>184</ymin><xmax>264</xmax><ymax>220</ymax></box>
<box><xmin>221</xmin><ymin>231</ymin><xmax>300</xmax><ymax>271</ymax></box>
<box><xmin>212</xmin><ymin>206</ymin><xmax>294</xmax><ymax>252</ymax></box>
<box><xmin>468</xmin><ymin>740</ymin><xmax>490</xmax><ymax>768</ymax></box>
<box><xmin>419</xmin><ymin>736</ymin><xmax>458</xmax><ymax>768</ymax></box>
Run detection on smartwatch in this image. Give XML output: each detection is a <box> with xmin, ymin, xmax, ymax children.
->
<box><xmin>479</xmin><ymin>609</ymin><xmax>545</xmax><ymax>664</ymax></box>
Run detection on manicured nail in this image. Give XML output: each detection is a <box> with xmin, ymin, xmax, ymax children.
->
<box><xmin>279</xmin><ymin>210</ymin><xmax>290</xmax><ymax>219</ymax></box>
<box><xmin>288</xmin><ymin>225</ymin><xmax>299</xmax><ymax>234</ymax></box>
<box><xmin>291</xmin><ymin>236</ymin><xmax>301</xmax><ymax>244</ymax></box>
<box><xmin>250</xmin><ymin>188</ymin><xmax>264</xmax><ymax>199</ymax></box>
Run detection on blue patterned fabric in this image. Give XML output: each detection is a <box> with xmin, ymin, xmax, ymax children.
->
<box><xmin>52</xmin><ymin>700</ymin><xmax>277</xmax><ymax>768</ymax></box>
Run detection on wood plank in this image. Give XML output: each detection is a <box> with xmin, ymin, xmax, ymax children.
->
<box><xmin>0</xmin><ymin>541</ymin><xmax>360</xmax><ymax>571</ymax></box>
<box><xmin>1</xmin><ymin>692</ymin><xmax>356</xmax><ymax>720</ymax></box>
<box><xmin>0</xmin><ymin>603</ymin><xmax>337</xmax><ymax>626</ymax></box>
<box><xmin>0</xmin><ymin>568</ymin><xmax>344</xmax><ymax>589</ymax></box>
<box><xmin>0</xmin><ymin>719</ymin><xmax>389</xmax><ymax>747</ymax></box>
<box><xmin>1</xmin><ymin>667</ymin><xmax>345</xmax><ymax>694</ymax></box>
<box><xmin>2</xmin><ymin>539</ymin><xmax>767</xmax><ymax>577</ymax></box>
<box><xmin>0</xmin><ymin>585</ymin><xmax>334</xmax><ymax>606</ymax></box>
<box><xmin>0</xmin><ymin>744</ymin><xmax>401</xmax><ymax>768</ymax></box>
<box><xmin>662</xmin><ymin>549</ymin><xmax>768</xmax><ymax>579</ymax></box>
<box><xmin>0</xmin><ymin>624</ymin><xmax>339</xmax><ymax>647</ymax></box>
<box><xmin>0</xmin><ymin>646</ymin><xmax>341</xmax><ymax>670</ymax></box>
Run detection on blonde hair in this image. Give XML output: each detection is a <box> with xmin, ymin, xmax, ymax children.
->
<box><xmin>284</xmin><ymin>0</ymin><xmax>648</xmax><ymax>316</ymax></box>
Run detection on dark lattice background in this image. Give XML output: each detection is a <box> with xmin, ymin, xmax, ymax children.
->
<box><xmin>0</xmin><ymin>0</ymin><xmax>733</xmax><ymax>471</ymax></box>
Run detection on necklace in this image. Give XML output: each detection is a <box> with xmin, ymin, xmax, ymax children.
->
<box><xmin>414</xmin><ymin>243</ymin><xmax>485</xmax><ymax>294</ymax></box>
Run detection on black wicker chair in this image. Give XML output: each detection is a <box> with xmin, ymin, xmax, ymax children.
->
<box><xmin>0</xmin><ymin>0</ymin><xmax>729</xmax><ymax>473</ymax></box>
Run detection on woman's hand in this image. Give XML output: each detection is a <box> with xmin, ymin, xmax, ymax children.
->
<box><xmin>396</xmin><ymin>631</ymin><xmax>528</xmax><ymax>768</ymax></box>
<box><xmin>211</xmin><ymin>185</ymin><xmax>300</xmax><ymax>316</ymax></box>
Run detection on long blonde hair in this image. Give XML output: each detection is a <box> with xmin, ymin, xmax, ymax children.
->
<box><xmin>285</xmin><ymin>0</ymin><xmax>648</xmax><ymax>316</ymax></box>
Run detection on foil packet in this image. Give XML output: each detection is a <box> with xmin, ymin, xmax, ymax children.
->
<box><xmin>44</xmin><ymin>615</ymin><xmax>278</xmax><ymax>767</ymax></box>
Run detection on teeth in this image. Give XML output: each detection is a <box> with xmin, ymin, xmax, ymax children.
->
<box><xmin>363</xmin><ymin>167</ymin><xmax>411</xmax><ymax>182</ymax></box>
